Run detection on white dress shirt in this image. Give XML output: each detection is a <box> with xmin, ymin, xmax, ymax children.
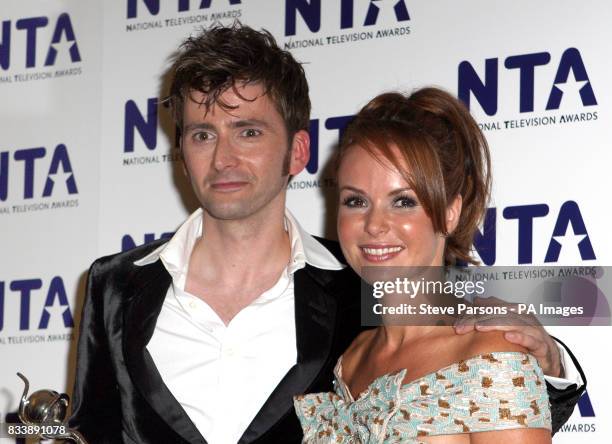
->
<box><xmin>135</xmin><ymin>208</ymin><xmax>584</xmax><ymax>444</ymax></box>
<box><xmin>136</xmin><ymin>208</ymin><xmax>343</xmax><ymax>444</ymax></box>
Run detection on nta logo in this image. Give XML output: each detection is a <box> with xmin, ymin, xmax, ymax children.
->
<box><xmin>473</xmin><ymin>201</ymin><xmax>595</xmax><ymax>265</ymax></box>
<box><xmin>0</xmin><ymin>277</ymin><xmax>74</xmax><ymax>331</ymax></box>
<box><xmin>127</xmin><ymin>0</ymin><xmax>241</xmax><ymax>19</ymax></box>
<box><xmin>0</xmin><ymin>144</ymin><xmax>78</xmax><ymax>202</ymax></box>
<box><xmin>0</xmin><ymin>13</ymin><xmax>81</xmax><ymax>70</ymax></box>
<box><xmin>458</xmin><ymin>48</ymin><xmax>597</xmax><ymax>116</ymax></box>
<box><xmin>285</xmin><ymin>0</ymin><xmax>410</xmax><ymax>36</ymax></box>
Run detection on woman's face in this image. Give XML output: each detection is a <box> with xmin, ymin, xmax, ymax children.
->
<box><xmin>337</xmin><ymin>144</ymin><xmax>458</xmax><ymax>276</ymax></box>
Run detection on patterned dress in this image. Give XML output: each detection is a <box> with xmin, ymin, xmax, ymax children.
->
<box><xmin>294</xmin><ymin>352</ymin><xmax>551</xmax><ymax>443</ymax></box>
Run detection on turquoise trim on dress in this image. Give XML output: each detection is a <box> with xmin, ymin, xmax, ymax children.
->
<box><xmin>294</xmin><ymin>352</ymin><xmax>551</xmax><ymax>443</ymax></box>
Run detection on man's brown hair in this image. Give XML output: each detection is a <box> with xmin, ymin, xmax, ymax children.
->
<box><xmin>168</xmin><ymin>23</ymin><xmax>310</xmax><ymax>138</ymax></box>
<box><xmin>337</xmin><ymin>88</ymin><xmax>492</xmax><ymax>265</ymax></box>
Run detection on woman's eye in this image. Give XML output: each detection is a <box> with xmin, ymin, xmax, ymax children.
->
<box><xmin>393</xmin><ymin>196</ymin><xmax>417</xmax><ymax>208</ymax></box>
<box><xmin>342</xmin><ymin>195</ymin><xmax>367</xmax><ymax>208</ymax></box>
<box><xmin>242</xmin><ymin>128</ymin><xmax>261</xmax><ymax>137</ymax></box>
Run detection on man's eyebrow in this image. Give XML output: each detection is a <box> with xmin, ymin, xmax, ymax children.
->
<box><xmin>182</xmin><ymin>119</ymin><xmax>273</xmax><ymax>132</ymax></box>
<box><xmin>230</xmin><ymin>119</ymin><xmax>272</xmax><ymax>129</ymax></box>
<box><xmin>183</xmin><ymin>122</ymin><xmax>215</xmax><ymax>133</ymax></box>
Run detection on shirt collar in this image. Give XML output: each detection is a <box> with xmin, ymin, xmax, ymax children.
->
<box><xmin>134</xmin><ymin>208</ymin><xmax>344</xmax><ymax>283</ymax></box>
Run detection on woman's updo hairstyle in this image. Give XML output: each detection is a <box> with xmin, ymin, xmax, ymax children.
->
<box><xmin>337</xmin><ymin>87</ymin><xmax>491</xmax><ymax>265</ymax></box>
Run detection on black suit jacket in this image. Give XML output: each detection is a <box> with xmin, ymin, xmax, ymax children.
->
<box><xmin>69</xmin><ymin>238</ymin><xmax>585</xmax><ymax>443</ymax></box>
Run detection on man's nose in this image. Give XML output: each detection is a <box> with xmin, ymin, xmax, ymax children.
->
<box><xmin>212</xmin><ymin>136</ymin><xmax>238</xmax><ymax>171</ymax></box>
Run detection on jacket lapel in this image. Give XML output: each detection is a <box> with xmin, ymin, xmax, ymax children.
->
<box><xmin>238</xmin><ymin>264</ymin><xmax>340</xmax><ymax>443</ymax></box>
<box><xmin>122</xmin><ymin>260</ymin><xmax>207</xmax><ymax>444</ymax></box>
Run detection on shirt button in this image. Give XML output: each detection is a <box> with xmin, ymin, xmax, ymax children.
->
<box><xmin>188</xmin><ymin>301</ymin><xmax>196</xmax><ymax>310</ymax></box>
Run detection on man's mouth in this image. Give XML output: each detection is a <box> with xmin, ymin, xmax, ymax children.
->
<box><xmin>210</xmin><ymin>181</ymin><xmax>249</xmax><ymax>192</ymax></box>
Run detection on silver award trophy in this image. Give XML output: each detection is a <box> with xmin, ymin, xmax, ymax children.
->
<box><xmin>17</xmin><ymin>373</ymin><xmax>88</xmax><ymax>443</ymax></box>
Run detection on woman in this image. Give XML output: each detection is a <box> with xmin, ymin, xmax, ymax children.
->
<box><xmin>294</xmin><ymin>88</ymin><xmax>551</xmax><ymax>443</ymax></box>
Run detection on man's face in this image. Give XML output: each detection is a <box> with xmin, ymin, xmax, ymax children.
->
<box><xmin>181</xmin><ymin>82</ymin><xmax>308</xmax><ymax>221</ymax></box>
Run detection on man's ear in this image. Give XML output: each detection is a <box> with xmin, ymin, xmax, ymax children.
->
<box><xmin>446</xmin><ymin>194</ymin><xmax>463</xmax><ymax>235</ymax></box>
<box><xmin>288</xmin><ymin>129</ymin><xmax>310</xmax><ymax>176</ymax></box>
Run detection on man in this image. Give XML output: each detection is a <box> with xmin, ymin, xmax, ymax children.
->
<box><xmin>69</xmin><ymin>24</ymin><xmax>585</xmax><ymax>443</ymax></box>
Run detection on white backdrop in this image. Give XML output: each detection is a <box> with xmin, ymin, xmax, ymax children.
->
<box><xmin>1</xmin><ymin>0</ymin><xmax>609</xmax><ymax>442</ymax></box>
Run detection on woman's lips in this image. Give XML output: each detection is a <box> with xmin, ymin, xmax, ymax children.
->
<box><xmin>359</xmin><ymin>245</ymin><xmax>404</xmax><ymax>262</ymax></box>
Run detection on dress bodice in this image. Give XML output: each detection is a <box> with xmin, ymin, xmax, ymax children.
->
<box><xmin>294</xmin><ymin>352</ymin><xmax>551</xmax><ymax>443</ymax></box>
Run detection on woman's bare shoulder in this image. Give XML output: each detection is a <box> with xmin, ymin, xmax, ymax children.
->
<box><xmin>461</xmin><ymin>330</ymin><xmax>527</xmax><ymax>359</ymax></box>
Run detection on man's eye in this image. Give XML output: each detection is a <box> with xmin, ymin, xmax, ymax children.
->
<box><xmin>242</xmin><ymin>128</ymin><xmax>261</xmax><ymax>137</ymax></box>
<box><xmin>393</xmin><ymin>195</ymin><xmax>417</xmax><ymax>208</ymax></box>
<box><xmin>342</xmin><ymin>195</ymin><xmax>367</xmax><ymax>208</ymax></box>
<box><xmin>193</xmin><ymin>131</ymin><xmax>212</xmax><ymax>142</ymax></box>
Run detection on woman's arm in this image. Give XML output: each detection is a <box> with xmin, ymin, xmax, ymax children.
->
<box><xmin>471</xmin><ymin>428</ymin><xmax>551</xmax><ymax>444</ymax></box>
<box><xmin>419</xmin><ymin>428</ymin><xmax>551</xmax><ymax>444</ymax></box>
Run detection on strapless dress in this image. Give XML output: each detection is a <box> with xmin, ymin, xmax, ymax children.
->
<box><xmin>294</xmin><ymin>352</ymin><xmax>551</xmax><ymax>443</ymax></box>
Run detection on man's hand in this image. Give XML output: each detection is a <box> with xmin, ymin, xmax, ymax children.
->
<box><xmin>454</xmin><ymin>297</ymin><xmax>563</xmax><ymax>377</ymax></box>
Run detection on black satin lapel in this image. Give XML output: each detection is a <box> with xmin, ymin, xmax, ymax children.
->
<box><xmin>122</xmin><ymin>261</ymin><xmax>206</xmax><ymax>444</ymax></box>
<box><xmin>238</xmin><ymin>265</ymin><xmax>338</xmax><ymax>444</ymax></box>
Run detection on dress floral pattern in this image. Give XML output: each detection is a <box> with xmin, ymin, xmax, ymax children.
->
<box><xmin>294</xmin><ymin>352</ymin><xmax>551</xmax><ymax>443</ymax></box>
